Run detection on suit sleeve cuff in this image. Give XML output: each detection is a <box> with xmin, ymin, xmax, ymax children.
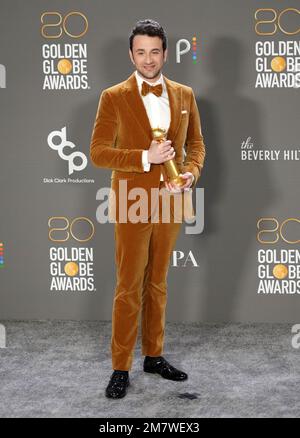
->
<box><xmin>142</xmin><ymin>150</ymin><xmax>151</xmax><ymax>172</ymax></box>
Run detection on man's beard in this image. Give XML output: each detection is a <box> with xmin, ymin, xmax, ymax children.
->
<box><xmin>137</xmin><ymin>66</ymin><xmax>162</xmax><ymax>81</ymax></box>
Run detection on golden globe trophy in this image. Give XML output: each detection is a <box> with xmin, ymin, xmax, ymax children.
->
<box><xmin>152</xmin><ymin>127</ymin><xmax>186</xmax><ymax>187</ymax></box>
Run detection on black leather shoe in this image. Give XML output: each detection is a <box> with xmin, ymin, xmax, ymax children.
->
<box><xmin>143</xmin><ymin>356</ymin><xmax>188</xmax><ymax>381</ymax></box>
<box><xmin>105</xmin><ymin>370</ymin><xmax>130</xmax><ymax>399</ymax></box>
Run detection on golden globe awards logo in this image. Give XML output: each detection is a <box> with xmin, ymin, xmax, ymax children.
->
<box><xmin>49</xmin><ymin>247</ymin><xmax>94</xmax><ymax>291</ymax></box>
<box><xmin>257</xmin><ymin>218</ymin><xmax>300</xmax><ymax>294</ymax></box>
<box><xmin>254</xmin><ymin>8</ymin><xmax>300</xmax><ymax>88</ymax></box>
<box><xmin>48</xmin><ymin>217</ymin><xmax>95</xmax><ymax>292</ymax></box>
<box><xmin>41</xmin><ymin>12</ymin><xmax>89</xmax><ymax>90</ymax></box>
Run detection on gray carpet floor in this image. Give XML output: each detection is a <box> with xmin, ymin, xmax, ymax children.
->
<box><xmin>0</xmin><ymin>321</ymin><xmax>299</xmax><ymax>418</ymax></box>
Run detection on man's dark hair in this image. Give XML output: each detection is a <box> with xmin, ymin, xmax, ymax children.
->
<box><xmin>129</xmin><ymin>19</ymin><xmax>167</xmax><ymax>53</ymax></box>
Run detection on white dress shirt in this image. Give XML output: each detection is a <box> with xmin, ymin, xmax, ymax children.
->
<box><xmin>134</xmin><ymin>69</ymin><xmax>170</xmax><ymax>181</ymax></box>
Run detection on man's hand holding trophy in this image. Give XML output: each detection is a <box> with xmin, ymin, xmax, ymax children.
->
<box><xmin>148</xmin><ymin>127</ymin><xmax>194</xmax><ymax>193</ymax></box>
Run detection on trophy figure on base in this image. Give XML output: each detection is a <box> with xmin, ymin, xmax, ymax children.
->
<box><xmin>151</xmin><ymin>127</ymin><xmax>186</xmax><ymax>187</ymax></box>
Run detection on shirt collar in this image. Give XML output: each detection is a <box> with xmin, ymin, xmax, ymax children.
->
<box><xmin>134</xmin><ymin>69</ymin><xmax>165</xmax><ymax>93</ymax></box>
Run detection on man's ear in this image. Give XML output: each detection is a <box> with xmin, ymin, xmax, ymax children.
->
<box><xmin>164</xmin><ymin>48</ymin><xmax>168</xmax><ymax>62</ymax></box>
<box><xmin>129</xmin><ymin>48</ymin><xmax>135</xmax><ymax>65</ymax></box>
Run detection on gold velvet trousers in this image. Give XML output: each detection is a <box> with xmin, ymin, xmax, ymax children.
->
<box><xmin>111</xmin><ymin>182</ymin><xmax>182</xmax><ymax>370</ymax></box>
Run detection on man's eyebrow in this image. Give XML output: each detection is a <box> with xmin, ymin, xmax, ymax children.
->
<box><xmin>135</xmin><ymin>48</ymin><xmax>161</xmax><ymax>52</ymax></box>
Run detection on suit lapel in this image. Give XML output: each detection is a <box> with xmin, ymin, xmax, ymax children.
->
<box><xmin>163</xmin><ymin>75</ymin><xmax>182</xmax><ymax>142</ymax></box>
<box><xmin>121</xmin><ymin>72</ymin><xmax>182</xmax><ymax>143</ymax></box>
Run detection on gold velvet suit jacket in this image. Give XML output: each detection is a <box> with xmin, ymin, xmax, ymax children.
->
<box><xmin>90</xmin><ymin>71</ymin><xmax>206</xmax><ymax>222</ymax></box>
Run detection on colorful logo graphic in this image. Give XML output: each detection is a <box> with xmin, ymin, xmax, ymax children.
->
<box><xmin>176</xmin><ymin>36</ymin><xmax>198</xmax><ymax>64</ymax></box>
<box><xmin>0</xmin><ymin>242</ymin><xmax>4</xmax><ymax>268</ymax></box>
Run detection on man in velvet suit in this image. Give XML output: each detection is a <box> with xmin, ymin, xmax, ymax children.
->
<box><xmin>90</xmin><ymin>19</ymin><xmax>206</xmax><ymax>399</ymax></box>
